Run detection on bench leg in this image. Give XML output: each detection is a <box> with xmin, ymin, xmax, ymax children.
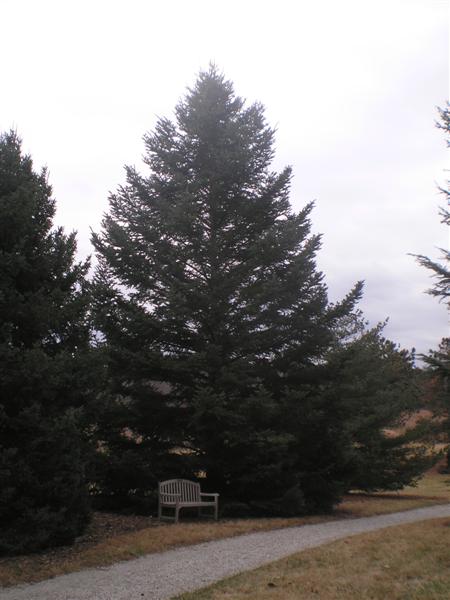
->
<box><xmin>175</xmin><ymin>505</ymin><xmax>180</xmax><ymax>524</ymax></box>
<box><xmin>214</xmin><ymin>501</ymin><xmax>218</xmax><ymax>521</ymax></box>
<box><xmin>158</xmin><ymin>502</ymin><xmax>162</xmax><ymax>521</ymax></box>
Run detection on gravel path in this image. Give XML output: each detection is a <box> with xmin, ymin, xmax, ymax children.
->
<box><xmin>2</xmin><ymin>504</ymin><xmax>450</xmax><ymax>600</ymax></box>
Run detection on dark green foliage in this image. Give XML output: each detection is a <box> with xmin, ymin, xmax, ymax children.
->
<box><xmin>93</xmin><ymin>67</ymin><xmax>426</xmax><ymax>514</ymax></box>
<box><xmin>0</xmin><ymin>409</ymin><xmax>90</xmax><ymax>554</ymax></box>
<box><xmin>422</xmin><ymin>338</ymin><xmax>450</xmax><ymax>471</ymax></box>
<box><xmin>0</xmin><ymin>132</ymin><xmax>92</xmax><ymax>554</ymax></box>
<box><xmin>90</xmin><ymin>279</ymin><xmax>192</xmax><ymax>509</ymax></box>
<box><xmin>325</xmin><ymin>326</ymin><xmax>433</xmax><ymax>491</ymax></box>
<box><xmin>92</xmin><ymin>67</ymin><xmax>363</xmax><ymax>513</ymax></box>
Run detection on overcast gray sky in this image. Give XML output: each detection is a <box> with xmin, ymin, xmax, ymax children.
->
<box><xmin>1</xmin><ymin>0</ymin><xmax>448</xmax><ymax>356</ymax></box>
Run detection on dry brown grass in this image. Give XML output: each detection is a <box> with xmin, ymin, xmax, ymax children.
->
<box><xmin>1</xmin><ymin>470</ymin><xmax>449</xmax><ymax>589</ymax></box>
<box><xmin>176</xmin><ymin>517</ymin><xmax>450</xmax><ymax>600</ymax></box>
<box><xmin>337</xmin><ymin>471</ymin><xmax>450</xmax><ymax>518</ymax></box>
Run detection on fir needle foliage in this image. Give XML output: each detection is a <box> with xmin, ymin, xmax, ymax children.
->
<box><xmin>92</xmin><ymin>67</ymin><xmax>429</xmax><ymax>515</ymax></box>
<box><xmin>0</xmin><ymin>132</ymin><xmax>93</xmax><ymax>554</ymax></box>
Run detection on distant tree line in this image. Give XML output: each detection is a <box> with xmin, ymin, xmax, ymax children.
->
<box><xmin>0</xmin><ymin>68</ymin><xmax>440</xmax><ymax>555</ymax></box>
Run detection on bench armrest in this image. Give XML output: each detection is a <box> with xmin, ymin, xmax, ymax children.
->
<box><xmin>200</xmin><ymin>493</ymin><xmax>219</xmax><ymax>498</ymax></box>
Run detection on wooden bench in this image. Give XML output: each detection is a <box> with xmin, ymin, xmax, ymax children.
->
<box><xmin>158</xmin><ymin>479</ymin><xmax>219</xmax><ymax>523</ymax></box>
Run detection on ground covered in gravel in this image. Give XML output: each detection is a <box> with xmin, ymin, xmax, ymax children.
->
<box><xmin>2</xmin><ymin>504</ymin><xmax>450</xmax><ymax>600</ymax></box>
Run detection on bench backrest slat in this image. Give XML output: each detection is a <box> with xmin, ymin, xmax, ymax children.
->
<box><xmin>159</xmin><ymin>479</ymin><xmax>201</xmax><ymax>503</ymax></box>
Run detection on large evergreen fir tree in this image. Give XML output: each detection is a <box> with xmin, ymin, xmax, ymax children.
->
<box><xmin>414</xmin><ymin>103</ymin><xmax>450</xmax><ymax>468</ymax></box>
<box><xmin>0</xmin><ymin>132</ymin><xmax>93</xmax><ymax>553</ymax></box>
<box><xmin>93</xmin><ymin>67</ymin><xmax>427</xmax><ymax>513</ymax></box>
<box><xmin>93</xmin><ymin>67</ymin><xmax>364</xmax><ymax>513</ymax></box>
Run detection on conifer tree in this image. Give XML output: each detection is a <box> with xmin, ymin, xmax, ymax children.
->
<box><xmin>0</xmin><ymin>132</ymin><xmax>93</xmax><ymax>553</ymax></box>
<box><xmin>325</xmin><ymin>325</ymin><xmax>432</xmax><ymax>491</ymax></box>
<box><xmin>93</xmin><ymin>67</ymin><xmax>364</xmax><ymax>513</ymax></box>
<box><xmin>414</xmin><ymin>104</ymin><xmax>450</xmax><ymax>468</ymax></box>
<box><xmin>414</xmin><ymin>104</ymin><xmax>450</xmax><ymax>305</ymax></box>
